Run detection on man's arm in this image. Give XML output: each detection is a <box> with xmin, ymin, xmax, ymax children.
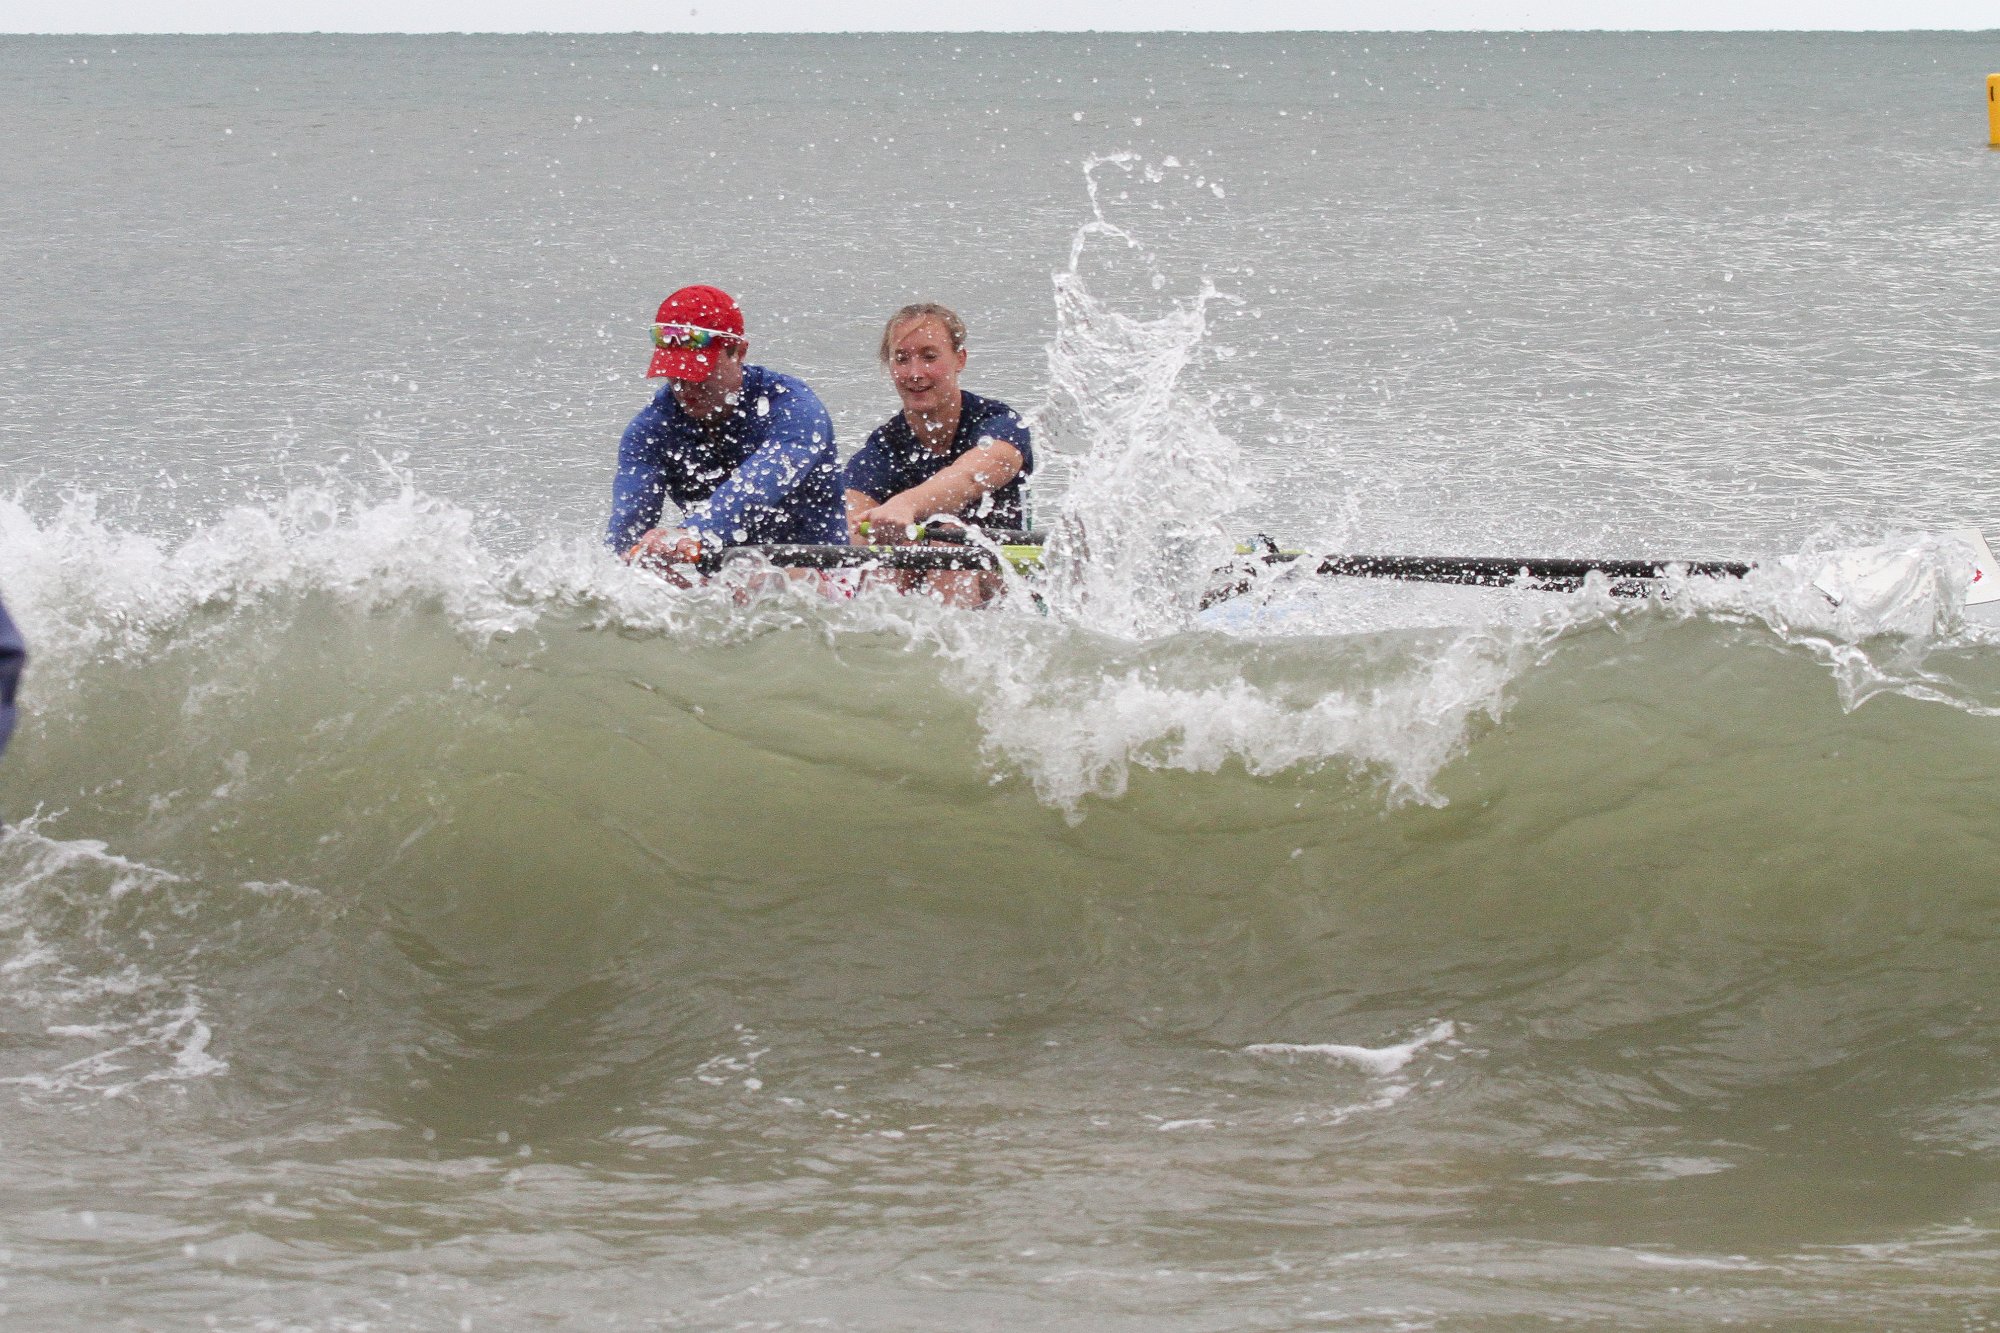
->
<box><xmin>679</xmin><ymin>386</ymin><xmax>835</xmax><ymax>547</ymax></box>
<box><xmin>607</xmin><ymin>408</ymin><xmax>673</xmax><ymax>553</ymax></box>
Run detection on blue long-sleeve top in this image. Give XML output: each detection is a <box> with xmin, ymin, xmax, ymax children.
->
<box><xmin>0</xmin><ymin>593</ymin><xmax>23</xmax><ymax>760</ymax></box>
<box><xmin>606</xmin><ymin>366</ymin><xmax>844</xmax><ymax>552</ymax></box>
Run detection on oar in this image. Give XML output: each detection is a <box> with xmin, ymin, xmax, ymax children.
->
<box><xmin>707</xmin><ymin>538</ymin><xmax>1754</xmax><ymax>604</ymax></box>
<box><xmin>1201</xmin><ymin>546</ymin><xmax>1754</xmax><ymax>605</ymax></box>
<box><xmin>1306</xmin><ymin>553</ymin><xmax>1753</xmax><ymax>586</ymax></box>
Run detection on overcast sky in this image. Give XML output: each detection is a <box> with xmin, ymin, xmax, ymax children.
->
<box><xmin>5</xmin><ymin>1</ymin><xmax>1997</xmax><ymax>33</ymax></box>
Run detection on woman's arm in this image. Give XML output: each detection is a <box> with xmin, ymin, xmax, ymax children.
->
<box><xmin>855</xmin><ymin>439</ymin><xmax>1025</xmax><ymax>537</ymax></box>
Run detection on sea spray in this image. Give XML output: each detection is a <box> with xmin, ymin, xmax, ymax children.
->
<box><xmin>0</xmin><ymin>478</ymin><xmax>536</xmax><ymax>670</ymax></box>
<box><xmin>1032</xmin><ymin>155</ymin><xmax>1251</xmax><ymax>640</ymax></box>
<box><xmin>915</xmin><ymin>158</ymin><xmax>1535</xmax><ymax>814</ymax></box>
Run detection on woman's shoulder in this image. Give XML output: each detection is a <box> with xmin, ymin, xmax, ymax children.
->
<box><xmin>959</xmin><ymin>391</ymin><xmax>1030</xmax><ymax>445</ymax></box>
<box><xmin>960</xmin><ymin>389</ymin><xmax>1017</xmax><ymax>418</ymax></box>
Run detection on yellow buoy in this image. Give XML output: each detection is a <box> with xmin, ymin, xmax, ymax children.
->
<box><xmin>1991</xmin><ymin>74</ymin><xmax>2000</xmax><ymax>147</ymax></box>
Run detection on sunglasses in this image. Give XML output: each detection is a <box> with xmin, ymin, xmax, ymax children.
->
<box><xmin>652</xmin><ymin>323</ymin><xmax>738</xmax><ymax>353</ymax></box>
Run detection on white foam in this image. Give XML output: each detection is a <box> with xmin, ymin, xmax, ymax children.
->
<box><xmin>0</xmin><ymin>478</ymin><xmax>539</xmax><ymax>671</ymax></box>
<box><xmin>0</xmin><ymin>823</ymin><xmax>230</xmax><ymax>1100</ymax></box>
<box><xmin>1627</xmin><ymin>1250</ymin><xmax>1768</xmax><ymax>1271</ymax></box>
<box><xmin>1245</xmin><ymin>1019</ymin><xmax>1457</xmax><ymax>1075</ymax></box>
<box><xmin>1661</xmin><ymin>532</ymin><xmax>2000</xmax><ymax>716</ymax></box>
<box><xmin>935</xmin><ymin>606</ymin><xmax>1532</xmax><ymax>817</ymax></box>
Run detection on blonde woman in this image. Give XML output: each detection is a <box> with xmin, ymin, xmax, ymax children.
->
<box><xmin>842</xmin><ymin>303</ymin><xmax>1033</xmax><ymax>604</ymax></box>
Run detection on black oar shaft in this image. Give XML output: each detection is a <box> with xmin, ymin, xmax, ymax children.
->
<box><xmin>703</xmin><ymin>541</ymin><xmax>1755</xmax><ymax>593</ymax></box>
<box><xmin>1308</xmin><ymin>552</ymin><xmax>1753</xmax><ymax>588</ymax></box>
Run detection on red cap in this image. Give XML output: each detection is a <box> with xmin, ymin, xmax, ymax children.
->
<box><xmin>646</xmin><ymin>285</ymin><xmax>745</xmax><ymax>381</ymax></box>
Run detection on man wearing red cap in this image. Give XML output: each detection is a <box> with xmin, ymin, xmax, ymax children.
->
<box><xmin>608</xmin><ymin>285</ymin><xmax>844</xmax><ymax>575</ymax></box>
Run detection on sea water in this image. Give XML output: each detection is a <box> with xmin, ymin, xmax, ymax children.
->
<box><xmin>3</xmin><ymin>31</ymin><xmax>2000</xmax><ymax>1330</ymax></box>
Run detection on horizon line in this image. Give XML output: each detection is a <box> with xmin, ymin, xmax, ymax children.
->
<box><xmin>8</xmin><ymin>25</ymin><xmax>1999</xmax><ymax>34</ymax></box>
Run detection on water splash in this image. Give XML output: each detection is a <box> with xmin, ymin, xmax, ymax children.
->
<box><xmin>0</xmin><ymin>474</ymin><xmax>538</xmax><ymax>667</ymax></box>
<box><xmin>1031</xmin><ymin>155</ymin><xmax>1250</xmax><ymax>639</ymax></box>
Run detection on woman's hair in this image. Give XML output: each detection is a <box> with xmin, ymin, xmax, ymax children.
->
<box><xmin>878</xmin><ymin>303</ymin><xmax>967</xmax><ymax>362</ymax></box>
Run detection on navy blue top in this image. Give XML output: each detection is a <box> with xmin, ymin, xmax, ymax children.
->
<box><xmin>0</xmin><ymin>593</ymin><xmax>23</xmax><ymax>761</ymax></box>
<box><xmin>607</xmin><ymin>365</ymin><xmax>844</xmax><ymax>551</ymax></box>
<box><xmin>842</xmin><ymin>391</ymin><xmax>1034</xmax><ymax>529</ymax></box>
